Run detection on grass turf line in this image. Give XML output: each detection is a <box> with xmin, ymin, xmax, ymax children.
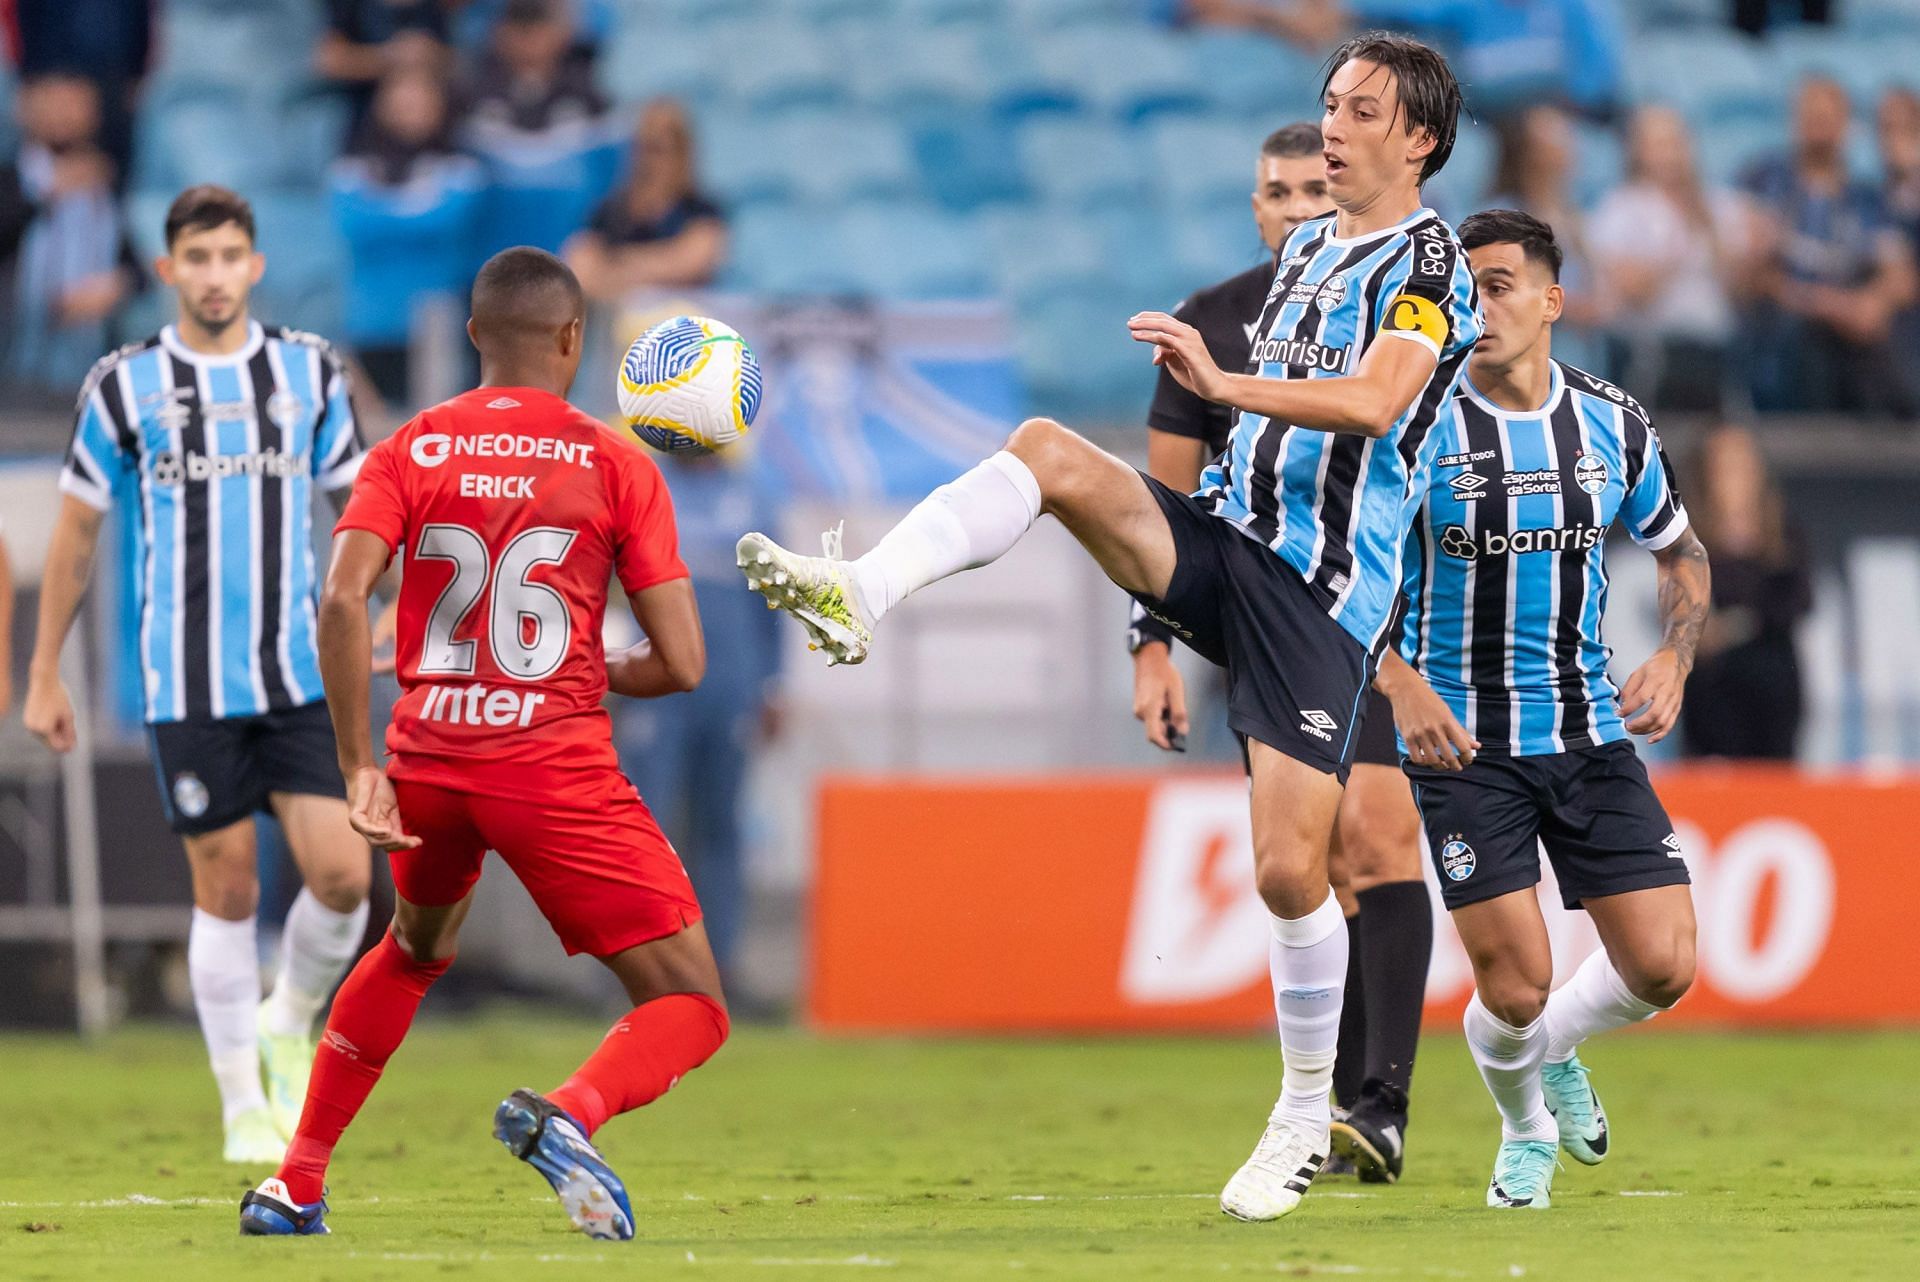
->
<box><xmin>2</xmin><ymin>1019</ymin><xmax>1917</xmax><ymax>1280</ymax></box>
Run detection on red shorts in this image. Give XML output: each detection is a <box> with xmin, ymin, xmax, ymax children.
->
<box><xmin>388</xmin><ymin>774</ymin><xmax>701</xmax><ymax>957</ymax></box>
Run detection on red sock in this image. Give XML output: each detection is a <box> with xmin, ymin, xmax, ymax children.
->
<box><xmin>548</xmin><ymin>993</ymin><xmax>729</xmax><ymax>1136</ymax></box>
<box><xmin>276</xmin><ymin>932</ymin><xmax>451</xmax><ymax>1204</ymax></box>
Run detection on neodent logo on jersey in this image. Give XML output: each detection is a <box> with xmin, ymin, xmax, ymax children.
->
<box><xmin>409</xmin><ymin>432</ymin><xmax>596</xmax><ymax>470</ymax></box>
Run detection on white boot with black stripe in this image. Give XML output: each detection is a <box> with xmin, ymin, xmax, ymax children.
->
<box><xmin>1219</xmin><ymin>1112</ymin><xmax>1330</xmax><ymax>1221</ymax></box>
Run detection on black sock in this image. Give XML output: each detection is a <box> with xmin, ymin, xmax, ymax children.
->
<box><xmin>1355</xmin><ymin>881</ymin><xmax>1434</xmax><ymax>1105</ymax></box>
<box><xmin>1332</xmin><ymin>910</ymin><xmax>1367</xmax><ymax>1110</ymax></box>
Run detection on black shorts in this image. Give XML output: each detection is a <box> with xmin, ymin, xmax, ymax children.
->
<box><xmin>147</xmin><ymin>700</ymin><xmax>347</xmax><ymax>836</ymax></box>
<box><xmin>1131</xmin><ymin>475</ymin><xmax>1371</xmax><ymax>780</ymax></box>
<box><xmin>1351</xmin><ymin>687</ymin><xmax>1399</xmax><ymax>769</ymax></box>
<box><xmin>1405</xmin><ymin>740</ymin><xmax>1691</xmax><ymax>912</ymax></box>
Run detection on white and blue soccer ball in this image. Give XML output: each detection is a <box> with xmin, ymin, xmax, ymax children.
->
<box><xmin>616</xmin><ymin>315</ymin><xmax>763</xmax><ymax>454</ymax></box>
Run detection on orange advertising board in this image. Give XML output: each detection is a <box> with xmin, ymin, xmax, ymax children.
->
<box><xmin>809</xmin><ymin>768</ymin><xmax>1920</xmax><ymax>1031</ymax></box>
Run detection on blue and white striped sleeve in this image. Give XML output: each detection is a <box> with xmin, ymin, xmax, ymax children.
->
<box><xmin>312</xmin><ymin>345</ymin><xmax>366</xmax><ymax>492</ymax></box>
<box><xmin>58</xmin><ymin>363</ymin><xmax>131</xmax><ymax>511</ymax></box>
<box><xmin>1620</xmin><ymin>411</ymin><xmax>1689</xmax><ymax>550</ymax></box>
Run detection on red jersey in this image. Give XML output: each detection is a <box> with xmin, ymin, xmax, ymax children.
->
<box><xmin>336</xmin><ymin>387</ymin><xmax>686</xmax><ymax>807</ymax></box>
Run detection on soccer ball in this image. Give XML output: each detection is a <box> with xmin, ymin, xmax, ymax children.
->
<box><xmin>616</xmin><ymin>315</ymin><xmax>763</xmax><ymax>454</ymax></box>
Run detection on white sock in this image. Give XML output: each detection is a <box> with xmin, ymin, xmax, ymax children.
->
<box><xmin>1268</xmin><ymin>891</ymin><xmax>1347</xmax><ymax>1136</ymax></box>
<box><xmin>189</xmin><ymin>909</ymin><xmax>268</xmax><ymax>1124</ymax></box>
<box><xmin>1463</xmin><ymin>991</ymin><xmax>1557</xmax><ymax>1143</ymax></box>
<box><xmin>849</xmin><ymin>450</ymin><xmax>1042</xmax><ymax>622</ymax></box>
<box><xmin>1544</xmin><ymin>949</ymin><xmax>1667</xmax><ymax>1064</ymax></box>
<box><xmin>263</xmin><ymin>889</ymin><xmax>369</xmax><ymax>1038</ymax></box>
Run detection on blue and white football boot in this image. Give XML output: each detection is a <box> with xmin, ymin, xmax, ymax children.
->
<box><xmin>1541</xmin><ymin>1054</ymin><xmax>1610</xmax><ymax>1165</ymax></box>
<box><xmin>493</xmin><ymin>1088</ymin><xmax>636</xmax><ymax>1241</ymax></box>
<box><xmin>238</xmin><ymin>1176</ymin><xmax>329</xmax><ymax>1235</ymax></box>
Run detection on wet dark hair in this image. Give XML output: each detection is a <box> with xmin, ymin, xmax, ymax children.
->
<box><xmin>1261</xmin><ymin>122</ymin><xmax>1323</xmax><ymax>159</ymax></box>
<box><xmin>469</xmin><ymin>246</ymin><xmax>584</xmax><ymax>345</ymax></box>
<box><xmin>165</xmin><ymin>184</ymin><xmax>255</xmax><ymax>248</ymax></box>
<box><xmin>1320</xmin><ymin>31</ymin><xmax>1463</xmax><ymax>185</ymax></box>
<box><xmin>1459</xmin><ymin>208</ymin><xmax>1563</xmax><ymax>281</ymax></box>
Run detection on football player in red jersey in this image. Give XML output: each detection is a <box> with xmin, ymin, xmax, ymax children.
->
<box><xmin>238</xmin><ymin>248</ymin><xmax>726</xmax><ymax>1242</ymax></box>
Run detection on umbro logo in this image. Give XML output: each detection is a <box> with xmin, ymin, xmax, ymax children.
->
<box><xmin>1448</xmin><ymin>471</ymin><xmax>1488</xmax><ymax>501</ymax></box>
<box><xmin>1299</xmin><ymin>709</ymin><xmax>1338</xmax><ymax>742</ymax></box>
<box><xmin>323</xmin><ymin>1029</ymin><xmax>362</xmax><ymax>1059</ymax></box>
<box><xmin>1662</xmin><ymin>832</ymin><xmax>1684</xmax><ymax>857</ymax></box>
<box><xmin>486</xmin><ymin>396</ymin><xmax>521</xmax><ymax>409</ymax></box>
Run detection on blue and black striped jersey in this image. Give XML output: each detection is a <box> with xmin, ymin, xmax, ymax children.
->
<box><xmin>1399</xmin><ymin>361</ymin><xmax>1690</xmax><ymax>756</ymax></box>
<box><xmin>1198</xmin><ymin>207</ymin><xmax>1482</xmax><ymax>652</ymax></box>
<box><xmin>59</xmin><ymin>321</ymin><xmax>365</xmax><ymax>724</ymax></box>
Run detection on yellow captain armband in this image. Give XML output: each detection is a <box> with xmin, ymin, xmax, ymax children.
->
<box><xmin>1381</xmin><ymin>292</ymin><xmax>1449</xmax><ymax>351</ymax></box>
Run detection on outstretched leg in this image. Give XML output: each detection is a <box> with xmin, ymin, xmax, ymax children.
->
<box><xmin>740</xmin><ymin>418</ymin><xmax>1176</xmax><ymax>663</ymax></box>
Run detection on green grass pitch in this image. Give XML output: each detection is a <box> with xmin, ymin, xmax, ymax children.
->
<box><xmin>4</xmin><ymin>1018</ymin><xmax>1917</xmax><ymax>1280</ymax></box>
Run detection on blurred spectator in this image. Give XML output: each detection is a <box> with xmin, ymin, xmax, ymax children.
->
<box><xmin>1589</xmin><ymin>106</ymin><xmax>1753</xmax><ymax>413</ymax></box>
<box><xmin>614</xmin><ymin>451</ymin><xmax>782</xmax><ymax>988</ymax></box>
<box><xmin>565</xmin><ymin>99</ymin><xmax>727</xmax><ymax>304</ymax></box>
<box><xmin>446</xmin><ymin>0</ymin><xmax>616</xmax><ymax>59</ymax></box>
<box><xmin>2</xmin><ymin>73</ymin><xmax>139</xmax><ymax>396</ymax></box>
<box><xmin>1167</xmin><ymin>0</ymin><xmax>1349</xmax><ymax>49</ymax></box>
<box><xmin>1880</xmin><ymin>88</ymin><xmax>1920</xmax><ymax>402</ymax></box>
<box><xmin>318</xmin><ymin>0</ymin><xmax>457</xmax><ymax>132</ymax></box>
<box><xmin>1350</xmin><ymin>0</ymin><xmax>1625</xmax><ymax>120</ymax></box>
<box><xmin>1732</xmin><ymin>0</ymin><xmax>1830</xmax><ymax>36</ymax></box>
<box><xmin>329</xmin><ymin>67</ymin><xmax>484</xmax><ymax>409</ymax></box>
<box><xmin>1742</xmin><ymin>78</ymin><xmax>1917</xmax><ymax>417</ymax></box>
<box><xmin>10</xmin><ymin>0</ymin><xmax>153</xmax><ymax>177</ymax></box>
<box><xmin>1486</xmin><ymin>104</ymin><xmax>1608</xmax><ymax>373</ymax></box>
<box><xmin>1680</xmin><ymin>424</ymin><xmax>1811</xmax><ymax>761</ymax></box>
<box><xmin>458</xmin><ymin>0</ymin><xmax>621</xmax><ymax>260</ymax></box>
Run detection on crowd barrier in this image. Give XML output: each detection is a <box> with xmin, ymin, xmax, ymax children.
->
<box><xmin>810</xmin><ymin>768</ymin><xmax>1919</xmax><ymax>1030</ymax></box>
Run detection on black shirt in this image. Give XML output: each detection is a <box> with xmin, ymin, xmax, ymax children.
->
<box><xmin>1145</xmin><ymin>258</ymin><xmax>1276</xmax><ymax>460</ymax></box>
<box><xmin>586</xmin><ymin>191</ymin><xmax>726</xmax><ymax>245</ymax></box>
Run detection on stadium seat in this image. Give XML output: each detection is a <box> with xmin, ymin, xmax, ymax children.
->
<box><xmin>1624</xmin><ymin>29</ymin><xmax>1775</xmax><ymax>124</ymax></box>
<box><xmin>1697</xmin><ymin>116</ymin><xmax>1786</xmax><ymax>186</ymax></box>
<box><xmin>1161</xmin><ymin>200</ymin><xmax>1266</xmax><ymax>286</ymax></box>
<box><xmin>1842</xmin><ymin>0</ymin><xmax>1920</xmax><ymax>36</ymax></box>
<box><xmin>1569</xmin><ymin>120</ymin><xmax>1626</xmax><ymax>209</ymax></box>
<box><xmin>910</xmin><ymin>113</ymin><xmax>1031</xmax><ymax>212</ymax></box>
<box><xmin>1181</xmin><ymin>29</ymin><xmax>1327</xmax><ymax>119</ymax></box>
<box><xmin>1034</xmin><ymin>28</ymin><xmax>1209</xmax><ymax>123</ymax></box>
<box><xmin>777</xmin><ymin>113</ymin><xmax>920</xmax><ymax>204</ymax></box>
<box><xmin>1015</xmin><ymin>117</ymin><xmax>1153</xmax><ymax>208</ymax></box>
<box><xmin>246</xmin><ymin>194</ymin><xmax>348</xmax><ymax>338</ymax></box>
<box><xmin>132</xmin><ymin>84</ymin><xmax>282</xmax><ymax>194</ymax></box>
<box><xmin>699</xmin><ymin>107</ymin><xmax>804</xmax><ymax>207</ymax></box>
<box><xmin>1421</xmin><ymin>120</ymin><xmax>1497</xmax><ymax>221</ymax></box>
<box><xmin>597</xmin><ymin>24</ymin><xmax>715</xmax><ymax>105</ymax></box>
<box><xmin>980</xmin><ymin>207</ymin><xmax>1109</xmax><ymax>297</ymax></box>
<box><xmin>725</xmin><ymin>204</ymin><xmax>865</xmax><ymax>295</ymax></box>
<box><xmin>1013</xmin><ymin>281</ymin><xmax>1155</xmax><ymax>420</ymax></box>
<box><xmin>717</xmin><ymin>22</ymin><xmax>850</xmax><ymax>113</ymax></box>
<box><xmin>1145</xmin><ymin>116</ymin><xmax>1265</xmax><ymax>211</ymax></box>
<box><xmin>838</xmin><ymin>202</ymin><xmax>993</xmax><ymax>298</ymax></box>
<box><xmin>1004</xmin><ymin>0</ymin><xmax>1146</xmax><ymax>31</ymax></box>
<box><xmin>845</xmin><ymin>29</ymin><xmax>989</xmax><ymax>111</ymax></box>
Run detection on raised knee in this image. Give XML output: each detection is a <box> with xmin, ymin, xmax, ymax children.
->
<box><xmin>1625</xmin><ymin>940</ymin><xmax>1696</xmax><ymax>1010</ymax></box>
<box><xmin>305</xmin><ymin>867</ymin><xmax>370</xmax><ymax>914</ymax></box>
<box><xmin>1254</xmin><ymin>856</ymin><xmax>1323</xmax><ymax>921</ymax></box>
<box><xmin>1479</xmin><ymin>974</ymin><xmax>1550</xmax><ymax>1027</ymax></box>
<box><xmin>389</xmin><ymin>918</ymin><xmax>455</xmax><ymax>964</ymax></box>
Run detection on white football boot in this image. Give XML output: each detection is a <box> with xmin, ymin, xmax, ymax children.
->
<box><xmin>1219</xmin><ymin>1111</ymin><xmax>1330</xmax><ymax>1221</ymax></box>
<box><xmin>736</xmin><ymin>524</ymin><xmax>874</xmax><ymax>665</ymax></box>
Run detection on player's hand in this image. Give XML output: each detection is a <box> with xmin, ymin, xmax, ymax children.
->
<box><xmin>346</xmin><ymin>765</ymin><xmax>422</xmax><ymax>851</ymax></box>
<box><xmin>1386</xmin><ymin>670</ymin><xmax>1478</xmax><ymax>771</ymax></box>
<box><xmin>1131</xmin><ymin>642</ymin><xmax>1190</xmax><ymax>752</ymax></box>
<box><xmin>1127</xmin><ymin>312</ymin><xmax>1228</xmax><ymax>401</ymax></box>
<box><xmin>1620</xmin><ymin>645</ymin><xmax>1688</xmax><ymax>744</ymax></box>
<box><xmin>23</xmin><ymin>677</ymin><xmax>77</xmax><ymax>755</ymax></box>
<box><xmin>370</xmin><ymin>599</ymin><xmax>400</xmax><ymax>675</ymax></box>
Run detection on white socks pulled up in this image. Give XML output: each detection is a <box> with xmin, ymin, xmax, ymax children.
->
<box><xmin>189</xmin><ymin>909</ymin><xmax>268</xmax><ymax>1124</ymax></box>
<box><xmin>1268</xmin><ymin>891</ymin><xmax>1348</xmax><ymax>1135</ymax></box>
<box><xmin>850</xmin><ymin>450</ymin><xmax>1042</xmax><ymax>623</ymax></box>
<box><xmin>1463</xmin><ymin>991</ymin><xmax>1557</xmax><ymax>1143</ymax></box>
<box><xmin>1545</xmin><ymin>948</ymin><xmax>1668</xmax><ymax>1064</ymax></box>
<box><xmin>263</xmin><ymin>888</ymin><xmax>370</xmax><ymax>1038</ymax></box>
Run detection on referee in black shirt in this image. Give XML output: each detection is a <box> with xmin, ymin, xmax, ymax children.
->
<box><xmin>1128</xmin><ymin>122</ymin><xmax>1437</xmax><ymax>1186</ymax></box>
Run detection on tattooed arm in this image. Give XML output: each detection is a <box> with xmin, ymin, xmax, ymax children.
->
<box><xmin>1619</xmin><ymin>527</ymin><xmax>1712</xmax><ymax>744</ymax></box>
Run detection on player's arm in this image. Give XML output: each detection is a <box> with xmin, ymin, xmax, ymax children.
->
<box><xmin>1127</xmin><ymin>309</ymin><xmax>1442</xmax><ymax>439</ymax></box>
<box><xmin>1620</xmin><ymin>527</ymin><xmax>1711</xmax><ymax>745</ymax></box>
<box><xmin>609</xmin><ymin>578</ymin><xmax>706</xmax><ymax>698</ymax></box>
<box><xmin>1375</xmin><ymin>647</ymin><xmax>1479</xmax><ymax>771</ymax></box>
<box><xmin>317</xmin><ymin>529</ymin><xmax>419</xmax><ymax>851</ymax></box>
<box><xmin>22</xmin><ymin>497</ymin><xmax>107</xmax><ymax>754</ymax></box>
